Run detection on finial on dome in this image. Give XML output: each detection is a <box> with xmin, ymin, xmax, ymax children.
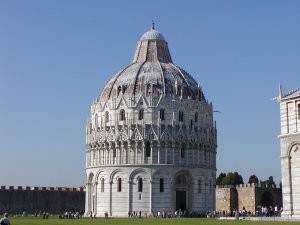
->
<box><xmin>151</xmin><ymin>21</ymin><xmax>155</xmax><ymax>30</ymax></box>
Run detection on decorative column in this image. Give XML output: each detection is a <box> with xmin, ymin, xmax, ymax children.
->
<box><xmin>142</xmin><ymin>142</ymin><xmax>145</xmax><ymax>164</ymax></box>
<box><xmin>165</xmin><ymin>144</ymin><xmax>168</xmax><ymax>164</ymax></box>
<box><xmin>116</xmin><ymin>142</ymin><xmax>120</xmax><ymax>165</ymax></box>
<box><xmin>109</xmin><ymin>143</ymin><xmax>112</xmax><ymax>165</ymax></box>
<box><xmin>157</xmin><ymin>142</ymin><xmax>161</xmax><ymax>164</ymax></box>
<box><xmin>109</xmin><ymin>180</ymin><xmax>113</xmax><ymax>216</ymax></box>
<box><xmin>197</xmin><ymin>146</ymin><xmax>200</xmax><ymax>165</ymax></box>
<box><xmin>170</xmin><ymin>178</ymin><xmax>175</xmax><ymax>212</ymax></box>
<box><xmin>150</xmin><ymin>141</ymin><xmax>153</xmax><ymax>164</ymax></box>
<box><xmin>149</xmin><ymin>179</ymin><xmax>152</xmax><ymax>214</ymax></box>
<box><xmin>186</xmin><ymin>143</ymin><xmax>189</xmax><ymax>165</ymax></box>
<box><xmin>135</xmin><ymin>141</ymin><xmax>138</xmax><ymax>164</ymax></box>
<box><xmin>128</xmin><ymin>179</ymin><xmax>132</xmax><ymax>213</ymax></box>
<box><xmin>93</xmin><ymin>182</ymin><xmax>98</xmax><ymax>216</ymax></box>
<box><xmin>192</xmin><ymin>145</ymin><xmax>195</xmax><ymax>165</ymax></box>
<box><xmin>90</xmin><ymin>148</ymin><xmax>94</xmax><ymax>166</ymax></box>
<box><xmin>281</xmin><ymin>155</ymin><xmax>293</xmax><ymax>217</ymax></box>
<box><xmin>97</xmin><ymin>146</ymin><xmax>100</xmax><ymax>165</ymax></box>
<box><xmin>179</xmin><ymin>143</ymin><xmax>181</xmax><ymax>165</ymax></box>
<box><xmin>120</xmin><ymin>141</ymin><xmax>125</xmax><ymax>164</ymax></box>
<box><xmin>85</xmin><ymin>182</ymin><xmax>90</xmax><ymax>216</ymax></box>
<box><xmin>172</xmin><ymin>142</ymin><xmax>175</xmax><ymax>164</ymax></box>
<box><xmin>127</xmin><ymin>142</ymin><xmax>131</xmax><ymax>164</ymax></box>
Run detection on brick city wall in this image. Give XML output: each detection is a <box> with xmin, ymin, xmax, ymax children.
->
<box><xmin>0</xmin><ymin>186</ymin><xmax>85</xmax><ymax>214</ymax></box>
<box><xmin>216</xmin><ymin>183</ymin><xmax>282</xmax><ymax>214</ymax></box>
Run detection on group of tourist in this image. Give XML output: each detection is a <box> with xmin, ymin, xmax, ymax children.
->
<box><xmin>256</xmin><ymin>205</ymin><xmax>282</xmax><ymax>217</ymax></box>
<box><xmin>215</xmin><ymin>205</ymin><xmax>283</xmax><ymax>218</ymax></box>
<box><xmin>59</xmin><ymin>211</ymin><xmax>83</xmax><ymax>219</ymax></box>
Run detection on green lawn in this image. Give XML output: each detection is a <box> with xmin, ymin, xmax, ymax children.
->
<box><xmin>9</xmin><ymin>217</ymin><xmax>300</xmax><ymax>225</ymax></box>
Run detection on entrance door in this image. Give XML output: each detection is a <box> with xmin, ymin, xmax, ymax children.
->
<box><xmin>176</xmin><ymin>191</ymin><xmax>186</xmax><ymax>211</ymax></box>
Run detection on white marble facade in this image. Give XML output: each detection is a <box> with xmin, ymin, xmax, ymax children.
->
<box><xmin>278</xmin><ymin>85</ymin><xmax>300</xmax><ymax>218</ymax></box>
<box><xmin>85</xmin><ymin>25</ymin><xmax>217</xmax><ymax>217</ymax></box>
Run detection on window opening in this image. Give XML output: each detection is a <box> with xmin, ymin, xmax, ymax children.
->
<box><xmin>117</xmin><ymin>86</ymin><xmax>122</xmax><ymax>97</ymax></box>
<box><xmin>179</xmin><ymin>111</ymin><xmax>183</xmax><ymax>122</ymax></box>
<box><xmin>198</xmin><ymin>180</ymin><xmax>201</xmax><ymax>193</ymax></box>
<box><xmin>117</xmin><ymin>178</ymin><xmax>122</xmax><ymax>192</ymax></box>
<box><xmin>120</xmin><ymin>109</ymin><xmax>125</xmax><ymax>121</ymax></box>
<box><xmin>160</xmin><ymin>109</ymin><xmax>165</xmax><ymax>120</ymax></box>
<box><xmin>145</xmin><ymin>142</ymin><xmax>151</xmax><ymax>157</ymax></box>
<box><xmin>139</xmin><ymin>109</ymin><xmax>144</xmax><ymax>120</ymax></box>
<box><xmin>160</xmin><ymin>178</ymin><xmax>164</xmax><ymax>192</ymax></box>
<box><xmin>101</xmin><ymin>179</ymin><xmax>104</xmax><ymax>192</ymax></box>
<box><xmin>181</xmin><ymin>143</ymin><xmax>185</xmax><ymax>158</ymax></box>
<box><xmin>138</xmin><ymin>178</ymin><xmax>143</xmax><ymax>192</ymax></box>
<box><xmin>105</xmin><ymin>111</ymin><xmax>109</xmax><ymax>123</ymax></box>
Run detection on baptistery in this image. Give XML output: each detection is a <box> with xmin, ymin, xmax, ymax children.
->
<box><xmin>85</xmin><ymin>24</ymin><xmax>217</xmax><ymax>217</ymax></box>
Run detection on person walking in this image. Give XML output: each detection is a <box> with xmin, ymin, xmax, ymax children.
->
<box><xmin>0</xmin><ymin>213</ymin><xmax>10</xmax><ymax>225</ymax></box>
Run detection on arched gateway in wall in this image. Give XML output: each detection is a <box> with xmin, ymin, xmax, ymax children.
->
<box><xmin>85</xmin><ymin>24</ymin><xmax>217</xmax><ymax>217</ymax></box>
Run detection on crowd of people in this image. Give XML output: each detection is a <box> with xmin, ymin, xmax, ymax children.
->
<box><xmin>0</xmin><ymin>205</ymin><xmax>284</xmax><ymax>222</ymax></box>
<box><xmin>214</xmin><ymin>205</ymin><xmax>283</xmax><ymax>218</ymax></box>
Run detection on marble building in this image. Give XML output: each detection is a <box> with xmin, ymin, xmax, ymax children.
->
<box><xmin>278</xmin><ymin>85</ymin><xmax>300</xmax><ymax>218</ymax></box>
<box><xmin>85</xmin><ymin>24</ymin><xmax>217</xmax><ymax>217</ymax></box>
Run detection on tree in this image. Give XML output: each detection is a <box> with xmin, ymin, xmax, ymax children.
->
<box><xmin>217</xmin><ymin>172</ymin><xmax>244</xmax><ymax>186</ymax></box>
<box><xmin>216</xmin><ymin>173</ymin><xmax>226</xmax><ymax>185</ymax></box>
<box><xmin>260</xmin><ymin>176</ymin><xmax>276</xmax><ymax>187</ymax></box>
<box><xmin>248</xmin><ymin>175</ymin><xmax>259</xmax><ymax>184</ymax></box>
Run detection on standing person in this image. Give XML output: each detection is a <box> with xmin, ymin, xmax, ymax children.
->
<box><xmin>0</xmin><ymin>213</ymin><xmax>10</xmax><ymax>225</ymax></box>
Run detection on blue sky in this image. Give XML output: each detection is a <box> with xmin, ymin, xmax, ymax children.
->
<box><xmin>1</xmin><ymin>0</ymin><xmax>299</xmax><ymax>187</ymax></box>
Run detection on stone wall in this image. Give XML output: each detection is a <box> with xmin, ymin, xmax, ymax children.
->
<box><xmin>0</xmin><ymin>186</ymin><xmax>85</xmax><ymax>214</ymax></box>
<box><xmin>216</xmin><ymin>184</ymin><xmax>282</xmax><ymax>214</ymax></box>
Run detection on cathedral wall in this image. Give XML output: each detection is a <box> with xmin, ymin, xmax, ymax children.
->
<box><xmin>279</xmin><ymin>91</ymin><xmax>300</xmax><ymax>217</ymax></box>
<box><xmin>86</xmin><ymin>166</ymin><xmax>216</xmax><ymax>217</ymax></box>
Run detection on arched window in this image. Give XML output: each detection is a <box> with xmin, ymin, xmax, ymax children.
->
<box><xmin>160</xmin><ymin>178</ymin><xmax>164</xmax><ymax>192</ymax></box>
<box><xmin>138</xmin><ymin>178</ymin><xmax>143</xmax><ymax>192</ymax></box>
<box><xmin>105</xmin><ymin>111</ymin><xmax>109</xmax><ymax>123</ymax></box>
<box><xmin>198</xmin><ymin>179</ymin><xmax>201</xmax><ymax>193</ymax></box>
<box><xmin>117</xmin><ymin>178</ymin><xmax>122</xmax><ymax>192</ymax></box>
<box><xmin>160</xmin><ymin>109</ymin><xmax>165</xmax><ymax>120</ymax></box>
<box><xmin>195</xmin><ymin>112</ymin><xmax>198</xmax><ymax>122</ymax></box>
<box><xmin>117</xmin><ymin>86</ymin><xmax>122</xmax><ymax>97</ymax></box>
<box><xmin>298</xmin><ymin>104</ymin><xmax>300</xmax><ymax>119</ymax></box>
<box><xmin>101</xmin><ymin>179</ymin><xmax>104</xmax><ymax>192</ymax></box>
<box><xmin>89</xmin><ymin>122</ymin><xmax>92</xmax><ymax>133</ymax></box>
<box><xmin>177</xmin><ymin>85</ymin><xmax>182</xmax><ymax>96</ymax></box>
<box><xmin>146</xmin><ymin>84</ymin><xmax>151</xmax><ymax>96</ymax></box>
<box><xmin>145</xmin><ymin>141</ymin><xmax>151</xmax><ymax>157</ymax></box>
<box><xmin>139</xmin><ymin>109</ymin><xmax>144</xmax><ymax>120</ymax></box>
<box><xmin>95</xmin><ymin>114</ymin><xmax>98</xmax><ymax>128</ymax></box>
<box><xmin>122</xmin><ymin>85</ymin><xmax>127</xmax><ymax>94</ymax></box>
<box><xmin>179</xmin><ymin>111</ymin><xmax>183</xmax><ymax>122</ymax></box>
<box><xmin>120</xmin><ymin>109</ymin><xmax>125</xmax><ymax>121</ymax></box>
<box><xmin>176</xmin><ymin>175</ymin><xmax>186</xmax><ymax>185</ymax></box>
<box><xmin>180</xmin><ymin>143</ymin><xmax>185</xmax><ymax>158</ymax></box>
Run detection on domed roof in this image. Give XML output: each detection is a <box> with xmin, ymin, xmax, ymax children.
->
<box><xmin>140</xmin><ymin>22</ymin><xmax>165</xmax><ymax>41</ymax></box>
<box><xmin>98</xmin><ymin>25</ymin><xmax>205</xmax><ymax>103</ymax></box>
<box><xmin>140</xmin><ymin>28</ymin><xmax>165</xmax><ymax>41</ymax></box>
